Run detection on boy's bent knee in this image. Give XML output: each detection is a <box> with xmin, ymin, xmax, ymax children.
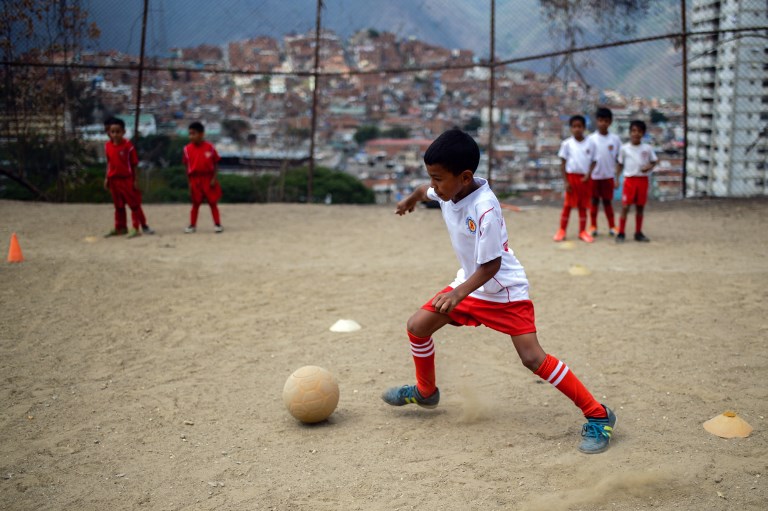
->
<box><xmin>520</xmin><ymin>353</ymin><xmax>544</xmax><ymax>371</ymax></box>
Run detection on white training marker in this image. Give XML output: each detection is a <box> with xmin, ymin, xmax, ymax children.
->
<box><xmin>329</xmin><ymin>319</ymin><xmax>362</xmax><ymax>332</ymax></box>
<box><xmin>568</xmin><ymin>264</ymin><xmax>592</xmax><ymax>276</ymax></box>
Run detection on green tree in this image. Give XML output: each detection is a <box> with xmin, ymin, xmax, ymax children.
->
<box><xmin>222</xmin><ymin>119</ymin><xmax>250</xmax><ymax>143</ymax></box>
<box><xmin>0</xmin><ymin>0</ymin><xmax>101</xmax><ymax>200</ymax></box>
<box><xmin>354</xmin><ymin>125</ymin><xmax>380</xmax><ymax>145</ymax></box>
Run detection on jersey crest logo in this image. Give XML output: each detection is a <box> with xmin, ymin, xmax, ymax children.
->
<box><xmin>466</xmin><ymin>216</ymin><xmax>477</xmax><ymax>234</ymax></box>
<box><xmin>608</xmin><ymin>145</ymin><xmax>614</xmax><ymax>151</ymax></box>
<box><xmin>205</xmin><ymin>151</ymin><xmax>213</xmax><ymax>159</ymax></box>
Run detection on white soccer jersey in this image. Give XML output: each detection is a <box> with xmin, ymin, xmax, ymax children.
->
<box><xmin>426</xmin><ymin>178</ymin><xmax>530</xmax><ymax>303</ymax></box>
<box><xmin>557</xmin><ymin>136</ymin><xmax>596</xmax><ymax>175</ymax></box>
<box><xmin>618</xmin><ymin>142</ymin><xmax>658</xmax><ymax>178</ymax></box>
<box><xmin>588</xmin><ymin>132</ymin><xmax>622</xmax><ymax>180</ymax></box>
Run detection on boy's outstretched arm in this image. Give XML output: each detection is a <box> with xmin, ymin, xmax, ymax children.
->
<box><xmin>615</xmin><ymin>162</ymin><xmax>623</xmax><ymax>189</ymax></box>
<box><xmin>395</xmin><ymin>184</ymin><xmax>429</xmax><ymax>215</ymax></box>
<box><xmin>432</xmin><ymin>256</ymin><xmax>502</xmax><ymax>314</ymax></box>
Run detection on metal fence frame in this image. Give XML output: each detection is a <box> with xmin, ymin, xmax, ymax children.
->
<box><xmin>3</xmin><ymin>0</ymin><xmax>767</xmax><ymax>201</ymax></box>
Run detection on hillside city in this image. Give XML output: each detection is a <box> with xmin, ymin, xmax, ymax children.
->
<box><xmin>76</xmin><ymin>28</ymin><xmax>686</xmax><ymax>203</ymax></box>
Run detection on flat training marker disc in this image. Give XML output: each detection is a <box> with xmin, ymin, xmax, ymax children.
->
<box><xmin>329</xmin><ymin>319</ymin><xmax>362</xmax><ymax>332</ymax></box>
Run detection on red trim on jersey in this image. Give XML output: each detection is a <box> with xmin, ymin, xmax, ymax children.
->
<box><xmin>477</xmin><ymin>206</ymin><xmax>495</xmax><ymax>236</ymax></box>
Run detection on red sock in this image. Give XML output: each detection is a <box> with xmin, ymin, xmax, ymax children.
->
<box><xmin>210</xmin><ymin>203</ymin><xmax>221</xmax><ymax>225</ymax></box>
<box><xmin>408</xmin><ymin>331</ymin><xmax>436</xmax><ymax>397</ymax></box>
<box><xmin>534</xmin><ymin>354</ymin><xmax>606</xmax><ymax>418</ymax></box>
<box><xmin>560</xmin><ymin>205</ymin><xmax>571</xmax><ymax>230</ymax></box>
<box><xmin>590</xmin><ymin>203</ymin><xmax>598</xmax><ymax>227</ymax></box>
<box><xmin>619</xmin><ymin>216</ymin><xmax>627</xmax><ymax>235</ymax></box>
<box><xmin>578</xmin><ymin>207</ymin><xmax>587</xmax><ymax>232</ymax></box>
<box><xmin>190</xmin><ymin>203</ymin><xmax>200</xmax><ymax>226</ymax></box>
<box><xmin>604</xmin><ymin>202</ymin><xmax>615</xmax><ymax>229</ymax></box>
<box><xmin>636</xmin><ymin>213</ymin><xmax>643</xmax><ymax>233</ymax></box>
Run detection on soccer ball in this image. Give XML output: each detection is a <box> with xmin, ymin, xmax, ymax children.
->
<box><xmin>283</xmin><ymin>365</ymin><xmax>340</xmax><ymax>423</ymax></box>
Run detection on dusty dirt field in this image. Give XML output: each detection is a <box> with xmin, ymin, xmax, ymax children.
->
<box><xmin>1</xmin><ymin>198</ymin><xmax>766</xmax><ymax>511</ymax></box>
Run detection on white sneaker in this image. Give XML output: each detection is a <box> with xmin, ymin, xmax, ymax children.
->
<box><xmin>214</xmin><ymin>224</ymin><xmax>223</xmax><ymax>233</ymax></box>
<box><xmin>184</xmin><ymin>225</ymin><xmax>196</xmax><ymax>233</ymax></box>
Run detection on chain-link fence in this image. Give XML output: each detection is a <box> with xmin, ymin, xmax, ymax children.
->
<box><xmin>1</xmin><ymin>0</ymin><xmax>766</xmax><ymax>203</ymax></box>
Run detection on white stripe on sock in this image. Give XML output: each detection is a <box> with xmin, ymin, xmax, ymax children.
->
<box><xmin>547</xmin><ymin>361</ymin><xmax>563</xmax><ymax>382</ymax></box>
<box><xmin>411</xmin><ymin>347</ymin><xmax>435</xmax><ymax>358</ymax></box>
<box><xmin>552</xmin><ymin>365</ymin><xmax>569</xmax><ymax>387</ymax></box>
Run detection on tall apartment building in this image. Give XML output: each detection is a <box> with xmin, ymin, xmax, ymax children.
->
<box><xmin>686</xmin><ymin>0</ymin><xmax>767</xmax><ymax>197</ymax></box>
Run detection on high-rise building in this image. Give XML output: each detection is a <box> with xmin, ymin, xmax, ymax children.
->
<box><xmin>686</xmin><ymin>0</ymin><xmax>767</xmax><ymax>197</ymax></box>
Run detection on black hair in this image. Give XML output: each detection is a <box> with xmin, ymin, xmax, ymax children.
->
<box><xmin>106</xmin><ymin>117</ymin><xmax>125</xmax><ymax>129</ymax></box>
<box><xmin>188</xmin><ymin>121</ymin><xmax>205</xmax><ymax>133</ymax></box>
<box><xmin>629</xmin><ymin>120</ymin><xmax>647</xmax><ymax>134</ymax></box>
<box><xmin>569</xmin><ymin>115</ymin><xmax>586</xmax><ymax>127</ymax></box>
<box><xmin>595</xmin><ymin>107</ymin><xmax>613</xmax><ymax>121</ymax></box>
<box><xmin>423</xmin><ymin>128</ymin><xmax>480</xmax><ymax>176</ymax></box>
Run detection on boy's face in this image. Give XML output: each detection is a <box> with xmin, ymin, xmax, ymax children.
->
<box><xmin>426</xmin><ymin>163</ymin><xmax>474</xmax><ymax>203</ymax></box>
<box><xmin>629</xmin><ymin>125</ymin><xmax>644</xmax><ymax>144</ymax></box>
<box><xmin>189</xmin><ymin>129</ymin><xmax>204</xmax><ymax>144</ymax></box>
<box><xmin>570</xmin><ymin>121</ymin><xmax>585</xmax><ymax>139</ymax></box>
<box><xmin>596</xmin><ymin>117</ymin><xmax>612</xmax><ymax>133</ymax></box>
<box><xmin>108</xmin><ymin>124</ymin><xmax>125</xmax><ymax>143</ymax></box>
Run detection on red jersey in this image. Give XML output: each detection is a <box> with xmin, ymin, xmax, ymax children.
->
<box><xmin>183</xmin><ymin>141</ymin><xmax>220</xmax><ymax>175</ymax></box>
<box><xmin>105</xmin><ymin>140</ymin><xmax>138</xmax><ymax>178</ymax></box>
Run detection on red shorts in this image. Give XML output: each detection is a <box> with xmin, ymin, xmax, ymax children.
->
<box><xmin>591</xmin><ymin>178</ymin><xmax>615</xmax><ymax>201</ymax></box>
<box><xmin>188</xmin><ymin>173</ymin><xmax>222</xmax><ymax>204</ymax></box>
<box><xmin>421</xmin><ymin>286</ymin><xmax>537</xmax><ymax>337</ymax></box>
<box><xmin>565</xmin><ymin>173</ymin><xmax>591</xmax><ymax>209</ymax></box>
<box><xmin>108</xmin><ymin>177</ymin><xmax>142</xmax><ymax>208</ymax></box>
<box><xmin>622</xmin><ymin>176</ymin><xmax>649</xmax><ymax>206</ymax></box>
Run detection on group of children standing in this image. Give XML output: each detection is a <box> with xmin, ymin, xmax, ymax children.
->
<box><xmin>102</xmin><ymin>119</ymin><xmax>224</xmax><ymax>237</ymax></box>
<box><xmin>554</xmin><ymin>107</ymin><xmax>658</xmax><ymax>244</ymax></box>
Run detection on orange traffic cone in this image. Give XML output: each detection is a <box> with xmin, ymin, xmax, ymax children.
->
<box><xmin>7</xmin><ymin>232</ymin><xmax>24</xmax><ymax>263</ymax></box>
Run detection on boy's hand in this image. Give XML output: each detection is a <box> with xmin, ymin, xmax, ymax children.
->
<box><xmin>210</xmin><ymin>177</ymin><xmax>217</xmax><ymax>187</ymax></box>
<box><xmin>103</xmin><ymin>178</ymin><xmax>109</xmax><ymax>190</ymax></box>
<box><xmin>432</xmin><ymin>289</ymin><xmax>463</xmax><ymax>314</ymax></box>
<box><xmin>564</xmin><ymin>181</ymin><xmax>572</xmax><ymax>193</ymax></box>
<box><xmin>581</xmin><ymin>174</ymin><xmax>589</xmax><ymax>183</ymax></box>
<box><xmin>641</xmin><ymin>165</ymin><xmax>652</xmax><ymax>173</ymax></box>
<box><xmin>614</xmin><ymin>180</ymin><xmax>620</xmax><ymax>189</ymax></box>
<box><xmin>395</xmin><ymin>198</ymin><xmax>417</xmax><ymax>216</ymax></box>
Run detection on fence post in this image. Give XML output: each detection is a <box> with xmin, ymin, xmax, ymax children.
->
<box><xmin>308</xmin><ymin>0</ymin><xmax>323</xmax><ymax>203</ymax></box>
<box><xmin>134</xmin><ymin>0</ymin><xmax>149</xmax><ymax>142</ymax></box>
<box><xmin>681</xmin><ymin>0</ymin><xmax>688</xmax><ymax>198</ymax></box>
<box><xmin>488</xmin><ymin>0</ymin><xmax>496</xmax><ymax>188</ymax></box>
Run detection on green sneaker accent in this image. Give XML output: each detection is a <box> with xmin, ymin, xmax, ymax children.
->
<box><xmin>381</xmin><ymin>385</ymin><xmax>440</xmax><ymax>409</ymax></box>
<box><xmin>578</xmin><ymin>405</ymin><xmax>616</xmax><ymax>454</ymax></box>
<box><xmin>104</xmin><ymin>228</ymin><xmax>127</xmax><ymax>238</ymax></box>
<box><xmin>126</xmin><ymin>229</ymin><xmax>141</xmax><ymax>239</ymax></box>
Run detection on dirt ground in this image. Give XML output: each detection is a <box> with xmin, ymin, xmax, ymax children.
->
<box><xmin>1</xmin><ymin>198</ymin><xmax>766</xmax><ymax>511</ymax></box>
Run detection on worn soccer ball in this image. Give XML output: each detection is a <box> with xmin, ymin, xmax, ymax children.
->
<box><xmin>283</xmin><ymin>365</ymin><xmax>339</xmax><ymax>423</ymax></box>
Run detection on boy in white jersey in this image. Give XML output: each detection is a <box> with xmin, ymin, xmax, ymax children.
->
<box><xmin>587</xmin><ymin>107</ymin><xmax>621</xmax><ymax>237</ymax></box>
<box><xmin>382</xmin><ymin>129</ymin><xmax>616</xmax><ymax>454</ymax></box>
<box><xmin>615</xmin><ymin>120</ymin><xmax>658</xmax><ymax>242</ymax></box>
<box><xmin>553</xmin><ymin>115</ymin><xmax>595</xmax><ymax>243</ymax></box>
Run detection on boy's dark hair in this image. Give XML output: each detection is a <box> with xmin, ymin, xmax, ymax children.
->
<box><xmin>629</xmin><ymin>120</ymin><xmax>647</xmax><ymax>134</ymax></box>
<box><xmin>595</xmin><ymin>107</ymin><xmax>613</xmax><ymax>121</ymax></box>
<box><xmin>105</xmin><ymin>117</ymin><xmax>125</xmax><ymax>130</ymax></box>
<box><xmin>189</xmin><ymin>121</ymin><xmax>205</xmax><ymax>133</ymax></box>
<box><xmin>569</xmin><ymin>115</ymin><xmax>586</xmax><ymax>127</ymax></box>
<box><xmin>423</xmin><ymin>129</ymin><xmax>480</xmax><ymax>175</ymax></box>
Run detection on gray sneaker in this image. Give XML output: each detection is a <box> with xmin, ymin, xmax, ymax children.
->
<box><xmin>578</xmin><ymin>405</ymin><xmax>616</xmax><ymax>454</ymax></box>
<box><xmin>184</xmin><ymin>225</ymin><xmax>196</xmax><ymax>234</ymax></box>
<box><xmin>381</xmin><ymin>385</ymin><xmax>440</xmax><ymax>409</ymax></box>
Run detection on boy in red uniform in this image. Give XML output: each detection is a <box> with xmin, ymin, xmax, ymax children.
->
<box><xmin>382</xmin><ymin>129</ymin><xmax>616</xmax><ymax>454</ymax></box>
<box><xmin>103</xmin><ymin>118</ymin><xmax>154</xmax><ymax>238</ymax></box>
<box><xmin>553</xmin><ymin>115</ymin><xmax>595</xmax><ymax>243</ymax></box>
<box><xmin>615</xmin><ymin>120</ymin><xmax>658</xmax><ymax>243</ymax></box>
<box><xmin>182</xmin><ymin>122</ymin><xmax>223</xmax><ymax>233</ymax></box>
